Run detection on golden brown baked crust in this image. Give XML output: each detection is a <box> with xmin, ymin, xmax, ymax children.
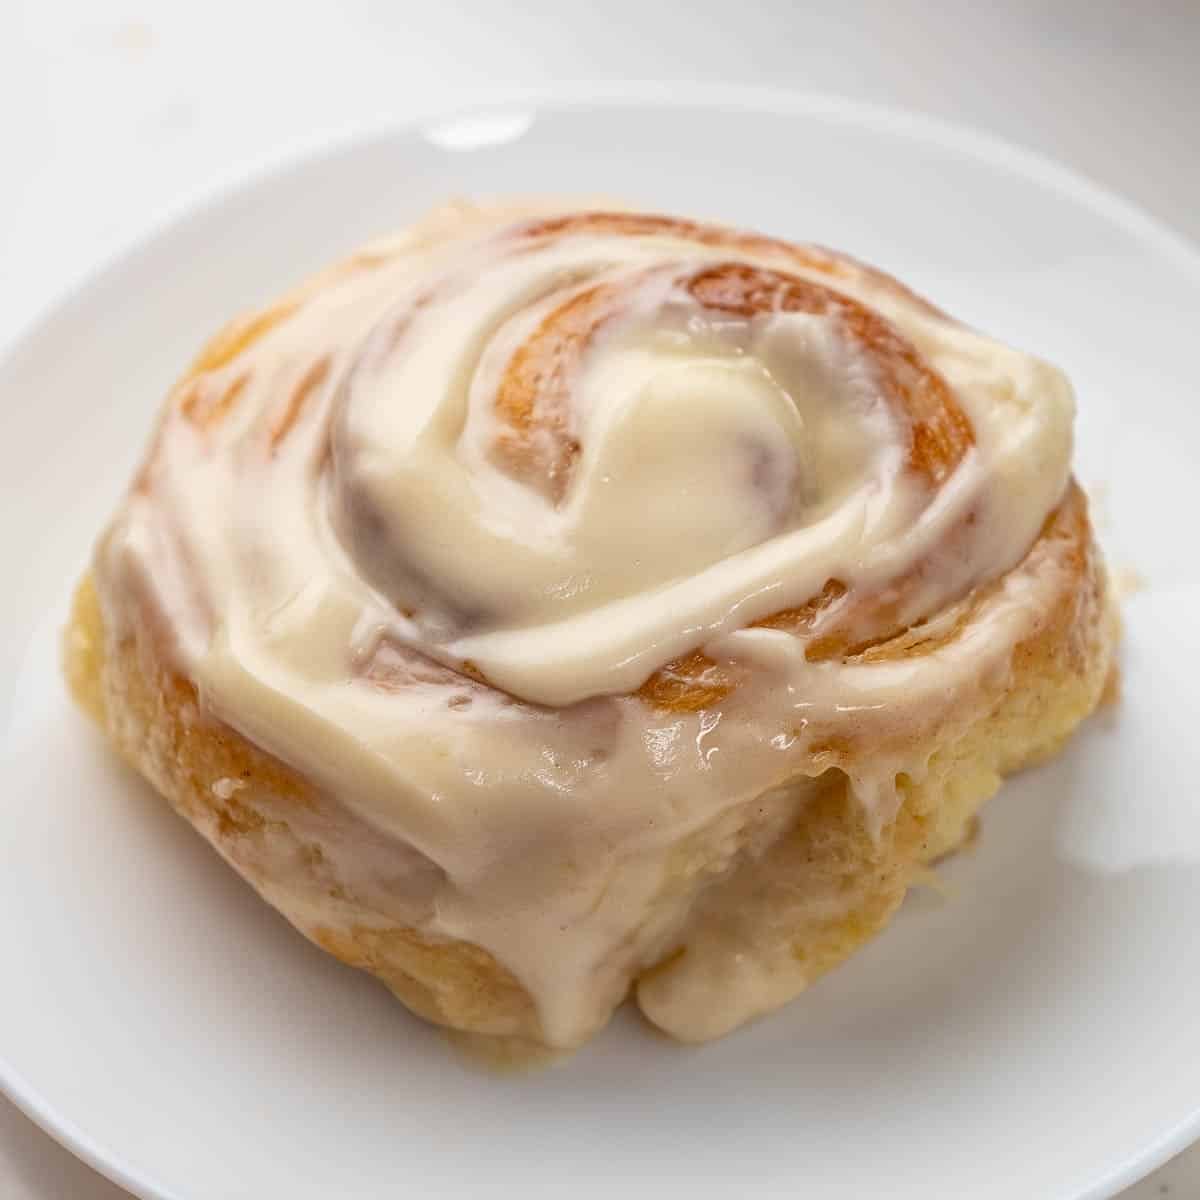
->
<box><xmin>65</xmin><ymin>481</ymin><xmax>1116</xmax><ymax>1047</ymax></box>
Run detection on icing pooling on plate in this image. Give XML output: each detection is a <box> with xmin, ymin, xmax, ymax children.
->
<box><xmin>98</xmin><ymin>202</ymin><xmax>1075</xmax><ymax>1045</ymax></box>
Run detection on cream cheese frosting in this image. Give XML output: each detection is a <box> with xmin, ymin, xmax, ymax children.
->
<box><xmin>97</xmin><ymin>202</ymin><xmax>1077</xmax><ymax>1046</ymax></box>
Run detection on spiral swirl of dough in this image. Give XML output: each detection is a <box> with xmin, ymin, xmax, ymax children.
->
<box><xmin>166</xmin><ymin>208</ymin><xmax>1067</xmax><ymax>708</ymax></box>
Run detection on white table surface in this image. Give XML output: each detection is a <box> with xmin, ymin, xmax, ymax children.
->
<box><xmin>1</xmin><ymin>2</ymin><xmax>1197</xmax><ymax>1196</ymax></box>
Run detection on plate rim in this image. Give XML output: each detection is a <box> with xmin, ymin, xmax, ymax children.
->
<box><xmin>4</xmin><ymin>79</ymin><xmax>1200</xmax><ymax>365</ymax></box>
<box><xmin>4</xmin><ymin>81</ymin><xmax>1200</xmax><ymax>1200</ymax></box>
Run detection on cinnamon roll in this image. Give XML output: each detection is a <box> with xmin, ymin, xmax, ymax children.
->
<box><xmin>64</xmin><ymin>201</ymin><xmax>1117</xmax><ymax>1050</ymax></box>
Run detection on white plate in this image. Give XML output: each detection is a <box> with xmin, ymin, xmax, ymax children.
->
<box><xmin>3</xmin><ymin>85</ymin><xmax>1199</xmax><ymax>1200</ymax></box>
